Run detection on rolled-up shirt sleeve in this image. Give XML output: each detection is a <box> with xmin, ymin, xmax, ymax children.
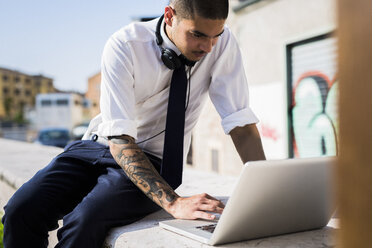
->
<box><xmin>209</xmin><ymin>27</ymin><xmax>259</xmax><ymax>135</ymax></box>
<box><xmin>97</xmin><ymin>36</ymin><xmax>138</xmax><ymax>139</ymax></box>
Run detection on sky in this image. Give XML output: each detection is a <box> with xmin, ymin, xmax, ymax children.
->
<box><xmin>0</xmin><ymin>0</ymin><xmax>169</xmax><ymax>93</ymax></box>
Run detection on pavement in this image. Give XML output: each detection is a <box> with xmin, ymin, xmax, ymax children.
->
<box><xmin>0</xmin><ymin>138</ymin><xmax>338</xmax><ymax>247</ymax></box>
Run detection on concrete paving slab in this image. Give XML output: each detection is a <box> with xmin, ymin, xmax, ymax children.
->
<box><xmin>0</xmin><ymin>138</ymin><xmax>63</xmax><ymax>188</ymax></box>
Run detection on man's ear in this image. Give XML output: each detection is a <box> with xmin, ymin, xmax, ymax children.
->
<box><xmin>164</xmin><ymin>6</ymin><xmax>175</xmax><ymax>27</ymax></box>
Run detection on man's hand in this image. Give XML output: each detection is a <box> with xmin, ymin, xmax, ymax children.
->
<box><xmin>109</xmin><ymin>135</ymin><xmax>224</xmax><ymax>220</ymax></box>
<box><xmin>169</xmin><ymin>193</ymin><xmax>225</xmax><ymax>220</ymax></box>
<box><xmin>109</xmin><ymin>135</ymin><xmax>224</xmax><ymax>221</ymax></box>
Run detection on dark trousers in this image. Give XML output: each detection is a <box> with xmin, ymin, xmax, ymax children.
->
<box><xmin>1</xmin><ymin>140</ymin><xmax>165</xmax><ymax>248</ymax></box>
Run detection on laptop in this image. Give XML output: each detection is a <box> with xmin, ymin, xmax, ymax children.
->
<box><xmin>160</xmin><ymin>157</ymin><xmax>335</xmax><ymax>245</ymax></box>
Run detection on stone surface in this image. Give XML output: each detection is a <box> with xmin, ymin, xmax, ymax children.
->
<box><xmin>0</xmin><ymin>138</ymin><xmax>63</xmax><ymax>189</ymax></box>
<box><xmin>0</xmin><ymin>180</ymin><xmax>15</xmax><ymax>210</ymax></box>
<box><xmin>109</xmin><ymin>225</ymin><xmax>337</xmax><ymax>248</ymax></box>
<box><xmin>104</xmin><ymin>177</ymin><xmax>338</xmax><ymax>248</ymax></box>
<box><xmin>0</xmin><ymin>138</ymin><xmax>338</xmax><ymax>247</ymax></box>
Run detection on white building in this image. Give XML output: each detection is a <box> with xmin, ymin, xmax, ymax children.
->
<box><xmin>35</xmin><ymin>93</ymin><xmax>86</xmax><ymax>131</ymax></box>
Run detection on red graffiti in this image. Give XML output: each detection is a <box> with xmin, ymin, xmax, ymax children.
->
<box><xmin>259</xmin><ymin>123</ymin><xmax>280</xmax><ymax>142</ymax></box>
<box><xmin>292</xmin><ymin>70</ymin><xmax>332</xmax><ymax>108</ymax></box>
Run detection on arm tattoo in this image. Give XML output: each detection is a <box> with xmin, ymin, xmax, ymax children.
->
<box><xmin>109</xmin><ymin>135</ymin><xmax>178</xmax><ymax>207</ymax></box>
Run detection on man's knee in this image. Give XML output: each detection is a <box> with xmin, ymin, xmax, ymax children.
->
<box><xmin>2</xmin><ymin>192</ymin><xmax>53</xmax><ymax>248</ymax></box>
<box><xmin>3</xmin><ymin>190</ymin><xmax>40</xmax><ymax>226</ymax></box>
<box><xmin>3</xmin><ymin>183</ymin><xmax>60</xmax><ymax>230</ymax></box>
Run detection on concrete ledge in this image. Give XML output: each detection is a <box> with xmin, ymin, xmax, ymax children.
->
<box><xmin>0</xmin><ymin>138</ymin><xmax>338</xmax><ymax>247</ymax></box>
<box><xmin>107</xmin><ymin>224</ymin><xmax>337</xmax><ymax>248</ymax></box>
<box><xmin>0</xmin><ymin>168</ymin><xmax>22</xmax><ymax>190</ymax></box>
<box><xmin>103</xmin><ymin>171</ymin><xmax>338</xmax><ymax>247</ymax></box>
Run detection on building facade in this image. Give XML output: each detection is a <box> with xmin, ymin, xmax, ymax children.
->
<box><xmin>189</xmin><ymin>0</ymin><xmax>337</xmax><ymax>175</ymax></box>
<box><xmin>0</xmin><ymin>67</ymin><xmax>56</xmax><ymax>121</ymax></box>
<box><xmin>85</xmin><ymin>72</ymin><xmax>101</xmax><ymax>119</ymax></box>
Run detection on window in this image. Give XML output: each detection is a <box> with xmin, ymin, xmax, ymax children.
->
<box><xmin>15</xmin><ymin>76</ymin><xmax>20</xmax><ymax>83</ymax></box>
<box><xmin>2</xmin><ymin>75</ymin><xmax>8</xmax><ymax>81</ymax></box>
<box><xmin>25</xmin><ymin>90</ymin><xmax>31</xmax><ymax>96</ymax></box>
<box><xmin>56</xmin><ymin>99</ymin><xmax>69</xmax><ymax>106</ymax></box>
<box><xmin>83</xmin><ymin>99</ymin><xmax>90</xmax><ymax>108</ymax></box>
<box><xmin>14</xmin><ymin>89</ymin><xmax>21</xmax><ymax>95</ymax></box>
<box><xmin>3</xmin><ymin>88</ymin><xmax>9</xmax><ymax>94</ymax></box>
<box><xmin>41</xmin><ymin>100</ymin><xmax>52</xmax><ymax>106</ymax></box>
<box><xmin>25</xmin><ymin>78</ymin><xmax>31</xmax><ymax>84</ymax></box>
<box><xmin>233</xmin><ymin>0</ymin><xmax>262</xmax><ymax>12</ymax></box>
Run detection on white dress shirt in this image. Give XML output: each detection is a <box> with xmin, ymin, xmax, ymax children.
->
<box><xmin>83</xmin><ymin>17</ymin><xmax>259</xmax><ymax>160</ymax></box>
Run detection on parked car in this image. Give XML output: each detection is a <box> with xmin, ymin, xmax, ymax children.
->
<box><xmin>71</xmin><ymin>122</ymin><xmax>90</xmax><ymax>140</ymax></box>
<box><xmin>35</xmin><ymin>128</ymin><xmax>71</xmax><ymax>148</ymax></box>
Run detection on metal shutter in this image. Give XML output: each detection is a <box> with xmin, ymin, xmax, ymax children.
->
<box><xmin>287</xmin><ymin>34</ymin><xmax>338</xmax><ymax>158</ymax></box>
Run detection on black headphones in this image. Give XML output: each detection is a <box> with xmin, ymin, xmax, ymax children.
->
<box><xmin>155</xmin><ymin>15</ymin><xmax>195</xmax><ymax>69</ymax></box>
<box><xmin>134</xmin><ymin>15</ymin><xmax>195</xmax><ymax>145</ymax></box>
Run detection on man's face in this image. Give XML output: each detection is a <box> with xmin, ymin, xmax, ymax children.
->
<box><xmin>166</xmin><ymin>12</ymin><xmax>226</xmax><ymax>62</ymax></box>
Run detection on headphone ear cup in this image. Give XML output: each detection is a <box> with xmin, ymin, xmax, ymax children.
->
<box><xmin>161</xmin><ymin>48</ymin><xmax>182</xmax><ymax>70</ymax></box>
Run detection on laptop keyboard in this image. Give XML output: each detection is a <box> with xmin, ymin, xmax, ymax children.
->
<box><xmin>196</xmin><ymin>224</ymin><xmax>217</xmax><ymax>233</ymax></box>
<box><xmin>195</xmin><ymin>197</ymin><xmax>227</xmax><ymax>234</ymax></box>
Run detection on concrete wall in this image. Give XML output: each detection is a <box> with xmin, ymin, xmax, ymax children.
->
<box><xmin>190</xmin><ymin>0</ymin><xmax>336</xmax><ymax>176</ymax></box>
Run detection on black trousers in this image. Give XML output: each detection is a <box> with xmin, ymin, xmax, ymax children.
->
<box><xmin>2</xmin><ymin>140</ymin><xmax>167</xmax><ymax>248</ymax></box>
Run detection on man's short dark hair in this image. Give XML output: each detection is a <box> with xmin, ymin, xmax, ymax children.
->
<box><xmin>170</xmin><ymin>0</ymin><xmax>229</xmax><ymax>20</ymax></box>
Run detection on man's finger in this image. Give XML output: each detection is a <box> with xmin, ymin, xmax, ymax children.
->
<box><xmin>199</xmin><ymin>194</ymin><xmax>225</xmax><ymax>205</ymax></box>
<box><xmin>193</xmin><ymin>210</ymin><xmax>216</xmax><ymax>220</ymax></box>
<box><xmin>199</xmin><ymin>204</ymin><xmax>224</xmax><ymax>213</ymax></box>
<box><xmin>202</xmin><ymin>193</ymin><xmax>217</xmax><ymax>200</ymax></box>
<box><xmin>200</xmin><ymin>198</ymin><xmax>225</xmax><ymax>209</ymax></box>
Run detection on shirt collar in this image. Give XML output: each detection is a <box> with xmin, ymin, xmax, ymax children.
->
<box><xmin>159</xmin><ymin>18</ymin><xmax>182</xmax><ymax>56</ymax></box>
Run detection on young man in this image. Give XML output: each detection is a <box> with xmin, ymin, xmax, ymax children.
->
<box><xmin>2</xmin><ymin>0</ymin><xmax>265</xmax><ymax>247</ymax></box>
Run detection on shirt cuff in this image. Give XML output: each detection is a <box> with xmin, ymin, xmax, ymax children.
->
<box><xmin>221</xmin><ymin>108</ymin><xmax>259</xmax><ymax>134</ymax></box>
<box><xmin>97</xmin><ymin>119</ymin><xmax>137</xmax><ymax>140</ymax></box>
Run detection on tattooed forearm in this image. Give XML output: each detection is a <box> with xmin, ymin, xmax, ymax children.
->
<box><xmin>120</xmin><ymin>152</ymin><xmax>176</xmax><ymax>207</ymax></box>
<box><xmin>109</xmin><ymin>135</ymin><xmax>179</xmax><ymax>210</ymax></box>
<box><xmin>119</xmin><ymin>150</ymin><xmax>147</xmax><ymax>165</ymax></box>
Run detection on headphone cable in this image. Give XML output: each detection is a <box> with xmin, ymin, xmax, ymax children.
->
<box><xmin>137</xmin><ymin>66</ymin><xmax>192</xmax><ymax>145</ymax></box>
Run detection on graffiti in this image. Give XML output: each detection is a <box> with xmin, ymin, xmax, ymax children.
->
<box><xmin>292</xmin><ymin>71</ymin><xmax>338</xmax><ymax>158</ymax></box>
<box><xmin>259</xmin><ymin>123</ymin><xmax>280</xmax><ymax>142</ymax></box>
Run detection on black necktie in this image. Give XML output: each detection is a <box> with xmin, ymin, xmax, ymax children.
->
<box><xmin>161</xmin><ymin>61</ymin><xmax>188</xmax><ymax>189</ymax></box>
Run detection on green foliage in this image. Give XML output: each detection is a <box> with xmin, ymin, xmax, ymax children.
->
<box><xmin>0</xmin><ymin>213</ymin><xmax>3</xmax><ymax>248</ymax></box>
<box><xmin>14</xmin><ymin>109</ymin><xmax>26</xmax><ymax>124</ymax></box>
<box><xmin>3</xmin><ymin>98</ymin><xmax>12</xmax><ymax>119</ymax></box>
